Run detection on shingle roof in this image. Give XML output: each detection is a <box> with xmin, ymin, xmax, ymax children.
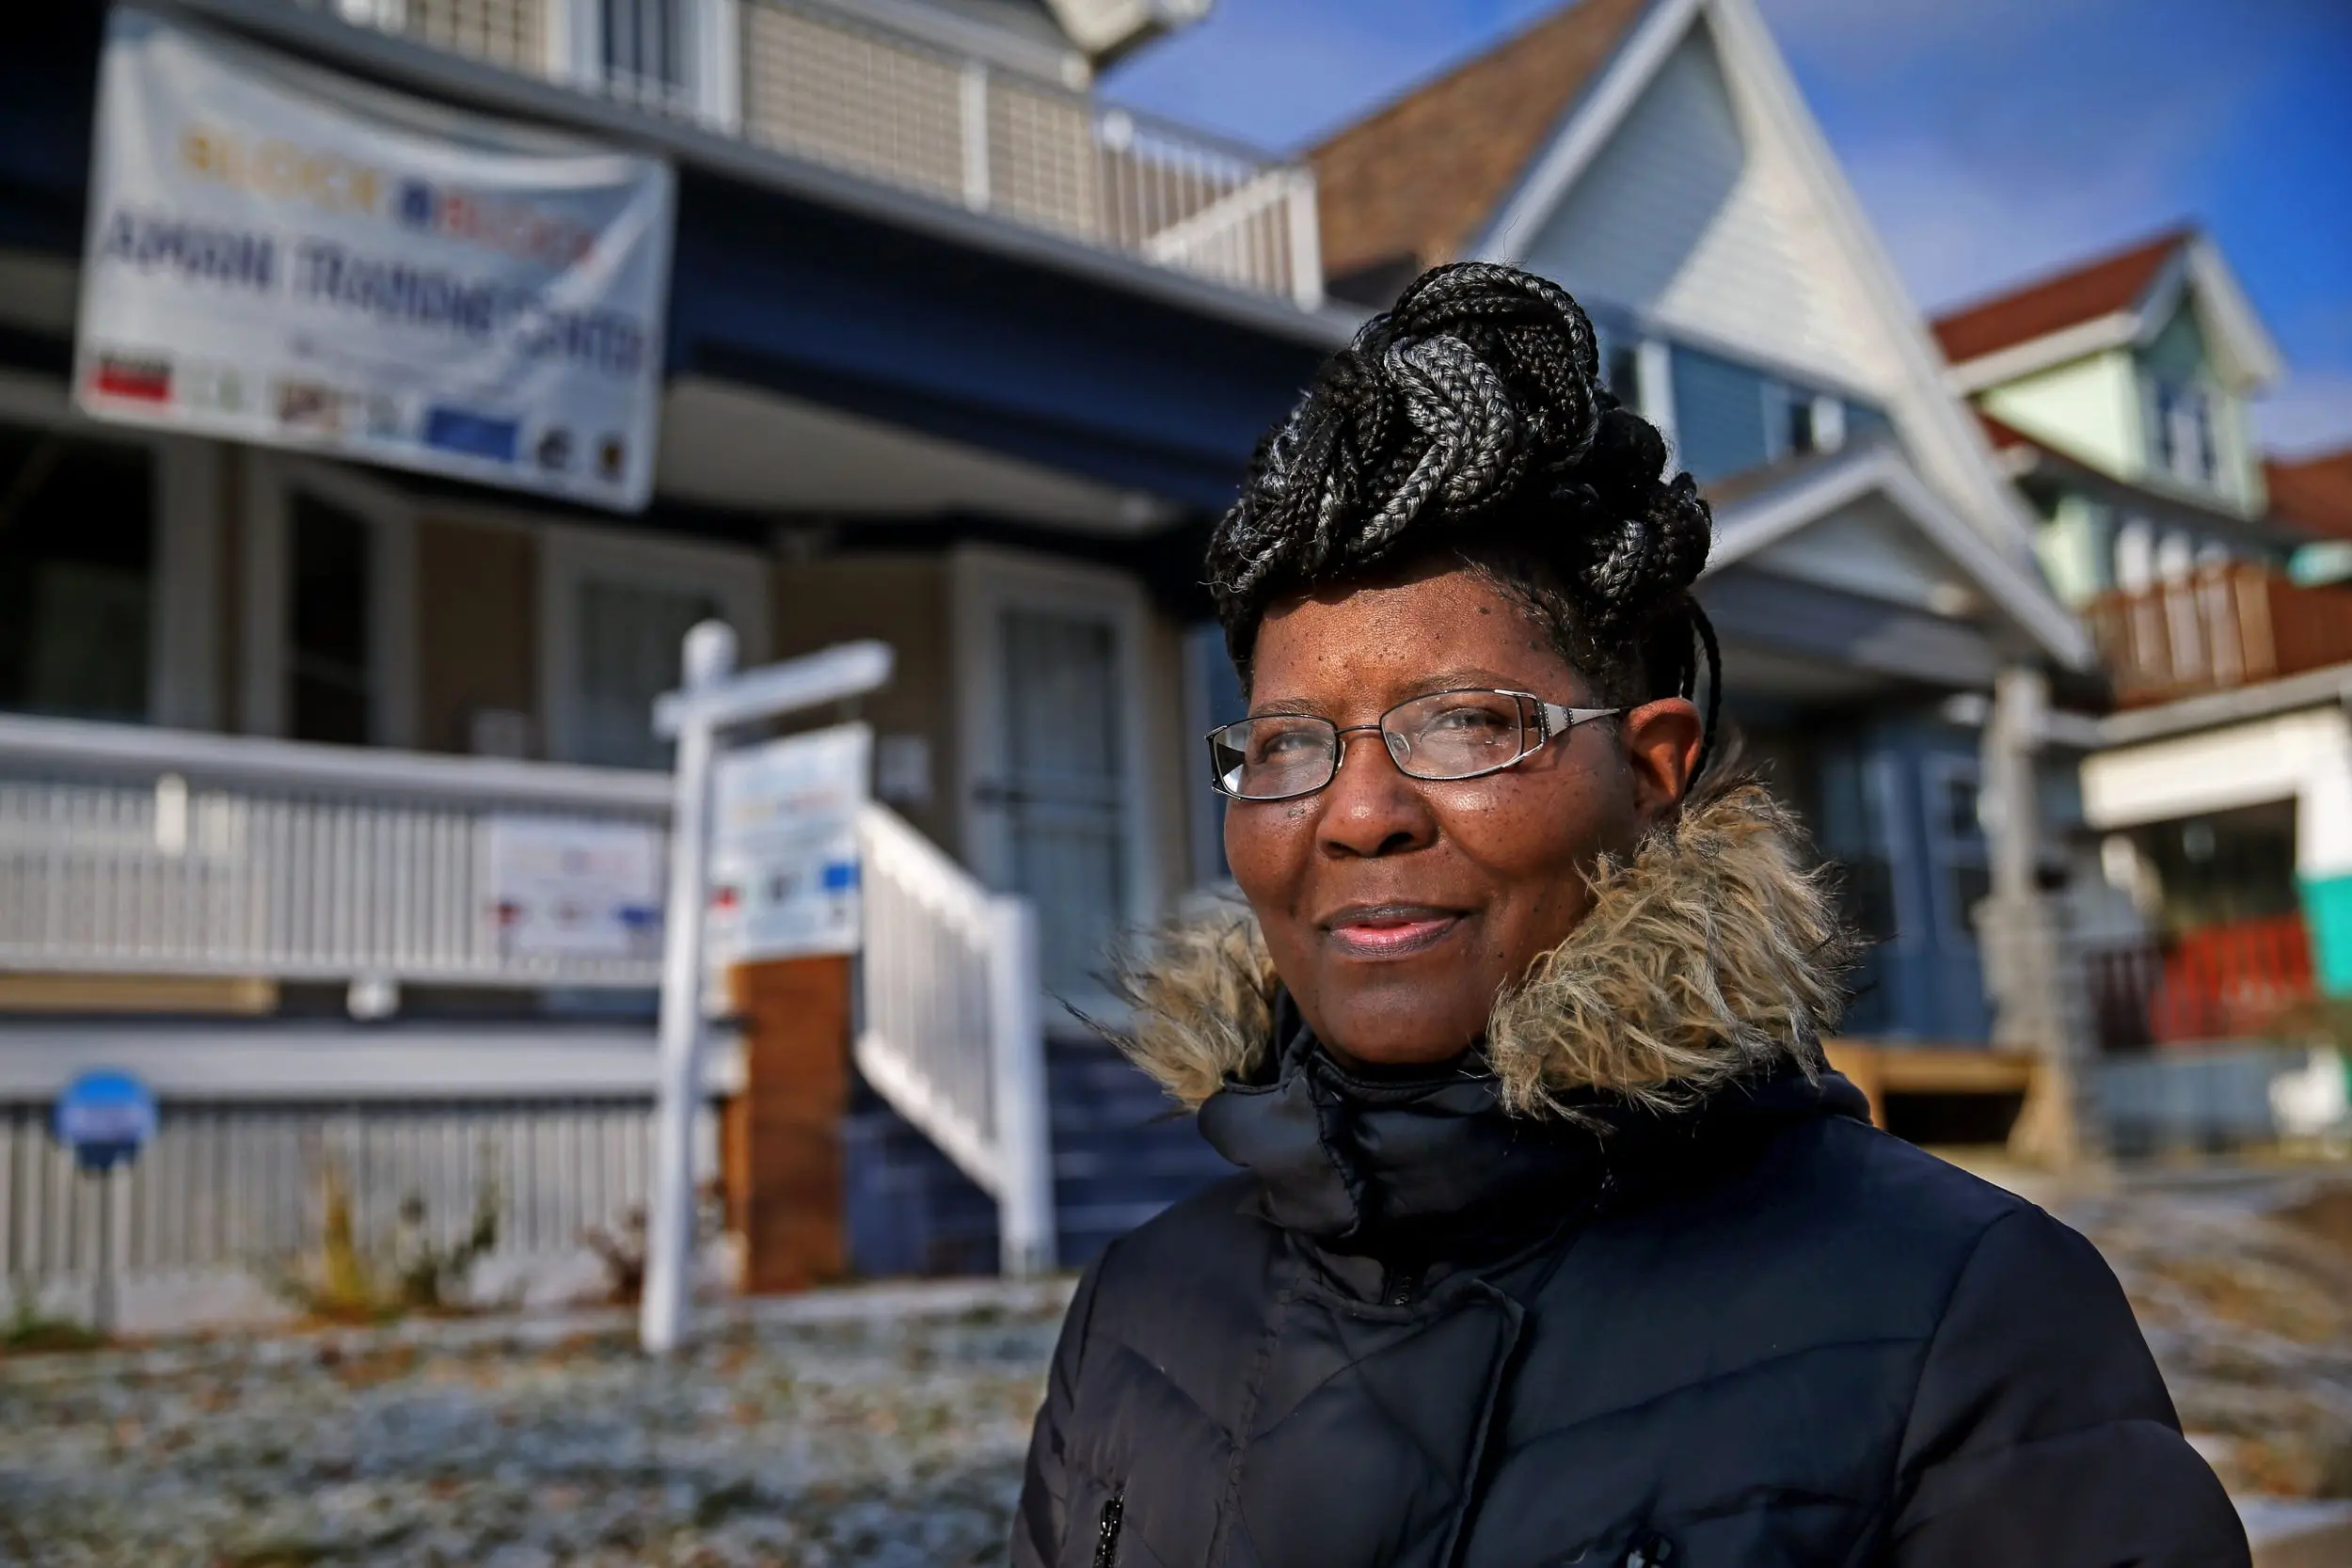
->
<box><xmin>1929</xmin><ymin>228</ymin><xmax>2191</xmax><ymax>369</ymax></box>
<box><xmin>1309</xmin><ymin>0</ymin><xmax>1654</xmax><ymax>301</ymax></box>
<box><xmin>2266</xmin><ymin>449</ymin><xmax>2352</xmax><ymax>542</ymax></box>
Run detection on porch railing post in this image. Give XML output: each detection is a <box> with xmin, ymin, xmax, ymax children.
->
<box><xmin>987</xmin><ymin>894</ymin><xmax>1056</xmax><ymax>1276</ymax></box>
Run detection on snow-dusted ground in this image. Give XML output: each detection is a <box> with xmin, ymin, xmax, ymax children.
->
<box><xmin>0</xmin><ymin>1283</ymin><xmax>1070</xmax><ymax>1567</ymax></box>
<box><xmin>4</xmin><ymin>1174</ymin><xmax>2348</xmax><ymax>1566</ymax></box>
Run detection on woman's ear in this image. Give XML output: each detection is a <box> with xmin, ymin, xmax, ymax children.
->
<box><xmin>1619</xmin><ymin>697</ymin><xmax>1705</xmax><ymax>830</ymax></box>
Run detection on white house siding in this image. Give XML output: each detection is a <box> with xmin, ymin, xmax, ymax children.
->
<box><xmin>1518</xmin><ymin>25</ymin><xmax>1899</xmax><ymax>402</ymax></box>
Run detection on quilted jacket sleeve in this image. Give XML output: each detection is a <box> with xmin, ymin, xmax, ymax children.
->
<box><xmin>1010</xmin><ymin>1255</ymin><xmax>1108</xmax><ymax>1568</ymax></box>
<box><xmin>1887</xmin><ymin>1206</ymin><xmax>2250</xmax><ymax>1567</ymax></box>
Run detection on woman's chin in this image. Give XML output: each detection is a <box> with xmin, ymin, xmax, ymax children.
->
<box><xmin>1312</xmin><ymin>988</ymin><xmax>1487</xmax><ymax>1068</ymax></box>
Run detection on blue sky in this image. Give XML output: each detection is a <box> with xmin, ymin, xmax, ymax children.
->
<box><xmin>1104</xmin><ymin>0</ymin><xmax>2352</xmax><ymax>455</ymax></box>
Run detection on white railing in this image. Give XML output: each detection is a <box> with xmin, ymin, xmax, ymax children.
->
<box><xmin>0</xmin><ymin>713</ymin><xmax>672</xmax><ymax>990</ymax></box>
<box><xmin>308</xmin><ymin>0</ymin><xmax>1324</xmax><ymax>308</ymax></box>
<box><xmin>855</xmin><ymin>801</ymin><xmax>1054</xmax><ymax>1274</ymax></box>
<box><xmin>0</xmin><ymin>711</ymin><xmax>1053</xmax><ymax>1275</ymax></box>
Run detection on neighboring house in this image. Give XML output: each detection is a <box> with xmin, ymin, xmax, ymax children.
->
<box><xmin>1931</xmin><ymin>232</ymin><xmax>2352</xmax><ymax>1056</ymax></box>
<box><xmin>0</xmin><ymin>0</ymin><xmax>1335</xmax><ymax>1320</ymax></box>
<box><xmin>1302</xmin><ymin>0</ymin><xmax>2091</xmax><ymax>1052</ymax></box>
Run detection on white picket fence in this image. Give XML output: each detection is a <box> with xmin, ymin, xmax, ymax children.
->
<box><xmin>303</xmin><ymin>0</ymin><xmax>1323</xmax><ymax>307</ymax></box>
<box><xmin>0</xmin><ymin>713</ymin><xmax>1054</xmax><ymax>1306</ymax></box>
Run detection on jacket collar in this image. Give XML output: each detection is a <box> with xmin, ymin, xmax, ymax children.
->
<box><xmin>1104</xmin><ymin>780</ymin><xmax>1868</xmax><ymax>1252</ymax></box>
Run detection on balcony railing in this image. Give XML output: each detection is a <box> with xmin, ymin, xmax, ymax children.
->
<box><xmin>2085</xmin><ymin>562</ymin><xmax>2352</xmax><ymax>708</ymax></box>
<box><xmin>311</xmin><ymin>0</ymin><xmax>1323</xmax><ymax>307</ymax></box>
<box><xmin>2084</xmin><ymin>912</ymin><xmax>2317</xmax><ymax>1049</ymax></box>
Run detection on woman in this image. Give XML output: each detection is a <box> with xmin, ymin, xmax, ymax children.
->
<box><xmin>1011</xmin><ymin>264</ymin><xmax>2246</xmax><ymax>1568</ymax></box>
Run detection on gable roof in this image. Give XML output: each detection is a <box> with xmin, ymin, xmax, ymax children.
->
<box><xmin>1308</xmin><ymin>0</ymin><xmax>1652</xmax><ymax>295</ymax></box>
<box><xmin>1931</xmin><ymin>228</ymin><xmax>2283</xmax><ymax>392</ymax></box>
<box><xmin>1930</xmin><ymin>229</ymin><xmax>2189</xmax><ymax>368</ymax></box>
<box><xmin>2267</xmin><ymin>449</ymin><xmax>2352</xmax><ymax>542</ymax></box>
<box><xmin>1704</xmin><ymin>440</ymin><xmax>2093</xmax><ymax>668</ymax></box>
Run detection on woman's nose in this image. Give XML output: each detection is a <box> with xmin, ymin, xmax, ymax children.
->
<box><xmin>1315</xmin><ymin>730</ymin><xmax>1437</xmax><ymax>858</ymax></box>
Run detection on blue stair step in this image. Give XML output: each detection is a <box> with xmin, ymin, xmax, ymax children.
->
<box><xmin>842</xmin><ymin>1035</ymin><xmax>1233</xmax><ymax>1277</ymax></box>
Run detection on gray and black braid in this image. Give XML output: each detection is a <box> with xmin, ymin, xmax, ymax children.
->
<box><xmin>1207</xmin><ymin>261</ymin><xmax>1722</xmax><ymax>778</ymax></box>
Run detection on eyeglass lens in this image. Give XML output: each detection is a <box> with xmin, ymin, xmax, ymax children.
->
<box><xmin>1210</xmin><ymin>690</ymin><xmax>1534</xmax><ymax>800</ymax></box>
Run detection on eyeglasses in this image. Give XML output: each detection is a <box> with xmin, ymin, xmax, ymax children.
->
<box><xmin>1206</xmin><ymin>689</ymin><xmax>1622</xmax><ymax>802</ymax></box>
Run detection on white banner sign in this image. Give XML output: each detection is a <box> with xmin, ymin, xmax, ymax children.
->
<box><xmin>709</xmin><ymin>723</ymin><xmax>871</xmax><ymax>967</ymax></box>
<box><xmin>485</xmin><ymin>816</ymin><xmax>666</xmax><ymax>960</ymax></box>
<box><xmin>75</xmin><ymin>8</ymin><xmax>675</xmax><ymax>510</ymax></box>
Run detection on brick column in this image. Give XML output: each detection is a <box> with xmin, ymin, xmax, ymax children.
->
<box><xmin>722</xmin><ymin>955</ymin><xmax>853</xmax><ymax>1292</ymax></box>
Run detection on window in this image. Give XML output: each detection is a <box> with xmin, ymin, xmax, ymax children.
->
<box><xmin>541</xmin><ymin>528</ymin><xmax>770</xmax><ymax>769</ymax></box>
<box><xmin>0</xmin><ymin>422</ymin><xmax>153</xmax><ymax>722</ymax></box>
<box><xmin>1922</xmin><ymin>756</ymin><xmax>1990</xmax><ymax>947</ymax></box>
<box><xmin>573</xmin><ymin>578</ymin><xmax>721</xmax><ymax>768</ymax></box>
<box><xmin>1784</xmin><ymin>391</ymin><xmax>1817</xmax><ymax>457</ymax></box>
<box><xmin>1183</xmin><ymin>623</ymin><xmax>1246</xmax><ymax>887</ymax></box>
<box><xmin>287</xmin><ymin>493</ymin><xmax>373</xmax><ymax>745</ymax></box>
<box><xmin>1670</xmin><ymin>346</ymin><xmax>1773</xmax><ymax>482</ymax></box>
<box><xmin>601</xmin><ymin>0</ymin><xmax>690</xmax><ymax>100</ymax></box>
<box><xmin>2150</xmin><ymin>380</ymin><xmax>2217</xmax><ymax>487</ymax></box>
<box><xmin>1605</xmin><ymin>341</ymin><xmax>1644</xmax><ymax>409</ymax></box>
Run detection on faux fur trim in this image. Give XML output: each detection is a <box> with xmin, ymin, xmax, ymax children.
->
<box><xmin>1106</xmin><ymin>781</ymin><xmax>1853</xmax><ymax>1118</ymax></box>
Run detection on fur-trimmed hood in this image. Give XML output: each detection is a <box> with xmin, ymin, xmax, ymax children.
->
<box><xmin>1109</xmin><ymin>780</ymin><xmax>1853</xmax><ymax>1119</ymax></box>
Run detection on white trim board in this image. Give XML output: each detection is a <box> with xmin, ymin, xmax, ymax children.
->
<box><xmin>0</xmin><ymin>1022</ymin><xmax>741</xmax><ymax>1101</ymax></box>
<box><xmin>1707</xmin><ymin>443</ymin><xmax>2092</xmax><ymax>669</ymax></box>
<box><xmin>2081</xmin><ymin>705</ymin><xmax>2352</xmax><ymax>879</ymax></box>
<box><xmin>1470</xmin><ymin>0</ymin><xmax>2045</xmax><ymax>562</ymax></box>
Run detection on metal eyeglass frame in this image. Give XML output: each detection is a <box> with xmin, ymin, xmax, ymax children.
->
<box><xmin>1205</xmin><ymin>689</ymin><xmax>1624</xmax><ymax>802</ymax></box>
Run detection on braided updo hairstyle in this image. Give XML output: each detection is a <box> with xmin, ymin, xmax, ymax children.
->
<box><xmin>1207</xmin><ymin>261</ymin><xmax>1723</xmax><ymax>780</ymax></box>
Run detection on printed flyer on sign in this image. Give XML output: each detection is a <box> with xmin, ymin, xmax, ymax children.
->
<box><xmin>73</xmin><ymin>8</ymin><xmax>674</xmax><ymax>510</ymax></box>
<box><xmin>485</xmin><ymin>816</ymin><xmax>666</xmax><ymax>961</ymax></box>
<box><xmin>708</xmin><ymin>723</ymin><xmax>872</xmax><ymax>970</ymax></box>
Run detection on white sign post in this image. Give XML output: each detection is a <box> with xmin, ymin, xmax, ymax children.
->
<box><xmin>76</xmin><ymin>8</ymin><xmax>674</xmax><ymax>510</ymax></box>
<box><xmin>639</xmin><ymin>628</ymin><xmax>894</xmax><ymax>1357</ymax></box>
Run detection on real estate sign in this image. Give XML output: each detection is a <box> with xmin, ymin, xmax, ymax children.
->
<box><xmin>75</xmin><ymin>8</ymin><xmax>675</xmax><ymax>510</ymax></box>
<box><xmin>708</xmin><ymin>723</ymin><xmax>871</xmax><ymax>968</ymax></box>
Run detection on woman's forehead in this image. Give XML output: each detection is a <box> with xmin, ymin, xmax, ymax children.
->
<box><xmin>1248</xmin><ymin>565</ymin><xmax>1585</xmax><ymax>703</ymax></box>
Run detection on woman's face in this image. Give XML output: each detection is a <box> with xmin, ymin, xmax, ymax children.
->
<box><xmin>1224</xmin><ymin>562</ymin><xmax>1703</xmax><ymax>1066</ymax></box>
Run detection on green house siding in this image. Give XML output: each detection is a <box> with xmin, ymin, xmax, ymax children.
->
<box><xmin>2302</xmin><ymin>872</ymin><xmax>2352</xmax><ymax>998</ymax></box>
<box><xmin>1980</xmin><ymin>351</ymin><xmax>2145</xmax><ymax>478</ymax></box>
<box><xmin>2032</xmin><ymin>492</ymin><xmax>2114</xmax><ymax>608</ymax></box>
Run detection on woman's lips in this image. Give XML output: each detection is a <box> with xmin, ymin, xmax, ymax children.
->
<box><xmin>1322</xmin><ymin>906</ymin><xmax>1465</xmax><ymax>959</ymax></box>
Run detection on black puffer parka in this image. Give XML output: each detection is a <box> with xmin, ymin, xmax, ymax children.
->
<box><xmin>1011</xmin><ymin>787</ymin><xmax>2247</xmax><ymax>1568</ymax></box>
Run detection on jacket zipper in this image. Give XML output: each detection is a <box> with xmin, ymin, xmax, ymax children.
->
<box><xmin>1092</xmin><ymin>1494</ymin><xmax>1124</xmax><ymax>1568</ymax></box>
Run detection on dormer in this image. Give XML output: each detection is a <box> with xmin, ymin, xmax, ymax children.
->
<box><xmin>1933</xmin><ymin>230</ymin><xmax>2283</xmax><ymax>516</ymax></box>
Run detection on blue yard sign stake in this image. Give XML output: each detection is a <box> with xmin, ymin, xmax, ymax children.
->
<box><xmin>53</xmin><ymin>1069</ymin><xmax>156</xmax><ymax>1336</ymax></box>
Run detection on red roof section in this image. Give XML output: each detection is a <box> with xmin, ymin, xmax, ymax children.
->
<box><xmin>1930</xmin><ymin>228</ymin><xmax>2191</xmax><ymax>368</ymax></box>
<box><xmin>2267</xmin><ymin>449</ymin><xmax>2352</xmax><ymax>542</ymax></box>
<box><xmin>1310</xmin><ymin>0</ymin><xmax>1652</xmax><ymax>295</ymax></box>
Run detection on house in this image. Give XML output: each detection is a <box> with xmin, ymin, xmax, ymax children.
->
<box><xmin>1300</xmin><ymin>0</ymin><xmax>2092</xmax><ymax>1068</ymax></box>
<box><xmin>1931</xmin><ymin>232</ymin><xmax>2352</xmax><ymax>1077</ymax></box>
<box><xmin>0</xmin><ymin>0</ymin><xmax>1339</xmax><ymax>1323</ymax></box>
